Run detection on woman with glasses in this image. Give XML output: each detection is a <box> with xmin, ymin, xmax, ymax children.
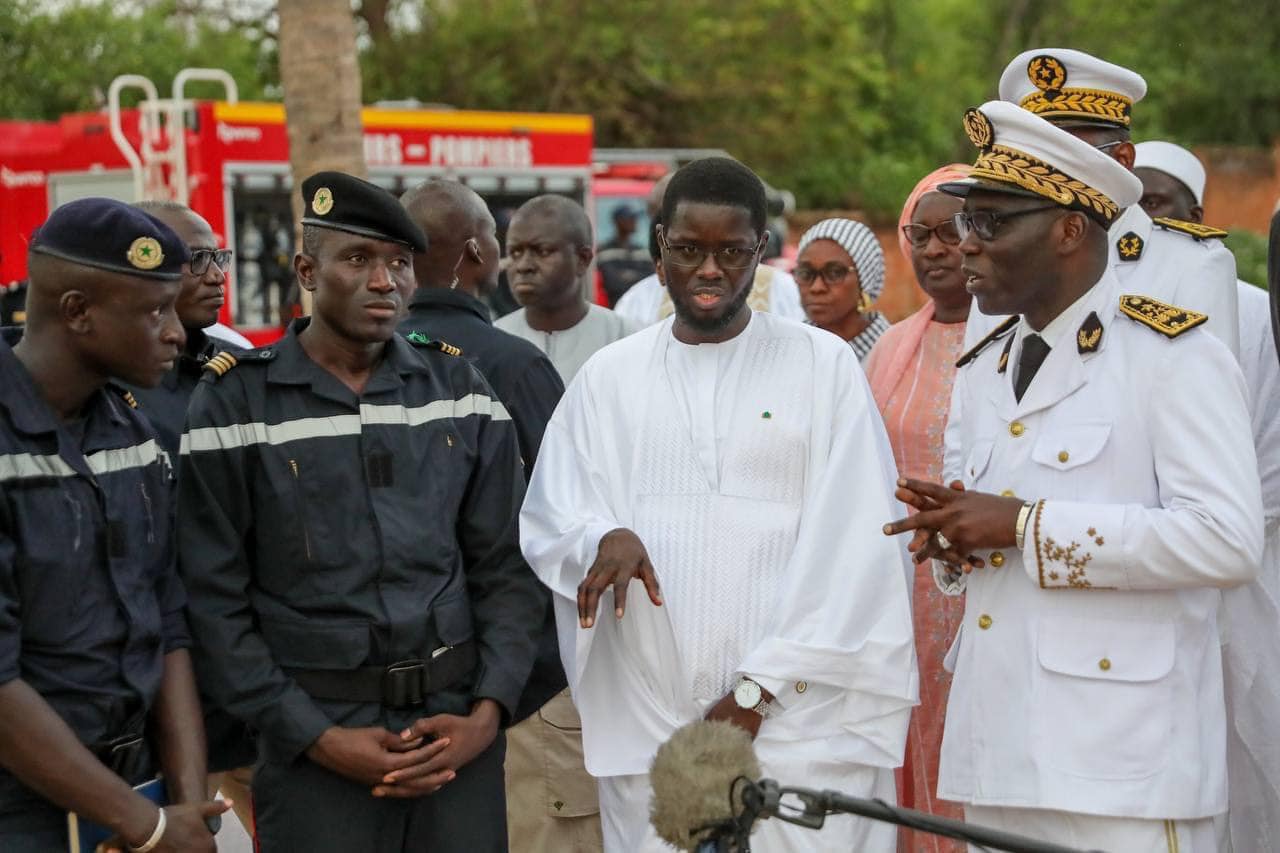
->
<box><xmin>793</xmin><ymin>218</ymin><xmax>889</xmax><ymax>361</ymax></box>
<box><xmin>861</xmin><ymin>164</ymin><xmax>971</xmax><ymax>853</ymax></box>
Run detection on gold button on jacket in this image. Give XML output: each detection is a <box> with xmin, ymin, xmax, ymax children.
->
<box><xmin>1099</xmin><ymin>658</ymin><xmax>1112</xmax><ymax>671</ymax></box>
<box><xmin>1058</xmin><ymin>450</ymin><xmax>1070</xmax><ymax>463</ymax></box>
<box><xmin>1009</xmin><ymin>421</ymin><xmax>1025</xmax><ymax>437</ymax></box>
<box><xmin>990</xmin><ymin>551</ymin><xmax>1005</xmax><ymax>568</ymax></box>
<box><xmin>795</xmin><ymin>680</ymin><xmax>808</xmax><ymax>694</ymax></box>
<box><xmin>978</xmin><ymin>614</ymin><xmax>993</xmax><ymax>630</ymax></box>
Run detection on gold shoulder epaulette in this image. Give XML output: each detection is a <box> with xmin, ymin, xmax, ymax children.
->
<box><xmin>1118</xmin><ymin>295</ymin><xmax>1207</xmax><ymax>338</ymax></box>
<box><xmin>956</xmin><ymin>315</ymin><xmax>1019</xmax><ymax>367</ymax></box>
<box><xmin>1152</xmin><ymin>217</ymin><xmax>1228</xmax><ymax>241</ymax></box>
<box><xmin>203</xmin><ymin>350</ymin><xmax>239</xmax><ymax>377</ymax></box>
<box><xmin>405</xmin><ymin>330</ymin><xmax>462</xmax><ymax>356</ymax></box>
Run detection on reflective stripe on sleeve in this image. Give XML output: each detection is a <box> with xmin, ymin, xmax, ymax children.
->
<box><xmin>180</xmin><ymin>394</ymin><xmax>511</xmax><ymax>455</ymax></box>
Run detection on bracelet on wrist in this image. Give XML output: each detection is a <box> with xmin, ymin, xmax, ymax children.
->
<box><xmin>1014</xmin><ymin>500</ymin><xmax>1037</xmax><ymax>550</ymax></box>
<box><xmin>129</xmin><ymin>806</ymin><xmax>166</xmax><ymax>853</ymax></box>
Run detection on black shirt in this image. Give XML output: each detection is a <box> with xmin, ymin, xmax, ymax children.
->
<box><xmin>398</xmin><ymin>288</ymin><xmax>564</xmax><ymax>471</ymax></box>
<box><xmin>0</xmin><ymin>336</ymin><xmax>187</xmax><ymax>807</ymax></box>
<box><xmin>178</xmin><ymin>319</ymin><xmax>543</xmax><ymax>762</ymax></box>
<box><xmin>399</xmin><ymin>290</ymin><xmax>568</xmax><ymax>720</ymax></box>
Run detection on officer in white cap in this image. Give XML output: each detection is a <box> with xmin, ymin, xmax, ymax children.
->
<box><xmin>1135</xmin><ymin>139</ymin><xmax>1280</xmax><ymax>853</ymax></box>
<box><xmin>982</xmin><ymin>47</ymin><xmax>1240</xmax><ymax>356</ymax></box>
<box><xmin>884</xmin><ymin>101</ymin><xmax>1262</xmax><ymax>852</ymax></box>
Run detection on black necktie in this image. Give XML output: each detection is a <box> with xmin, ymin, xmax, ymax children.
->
<box><xmin>1013</xmin><ymin>333</ymin><xmax>1050</xmax><ymax>402</ymax></box>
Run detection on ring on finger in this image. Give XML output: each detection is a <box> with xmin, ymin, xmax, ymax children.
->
<box><xmin>934</xmin><ymin>531</ymin><xmax>953</xmax><ymax>550</ymax></box>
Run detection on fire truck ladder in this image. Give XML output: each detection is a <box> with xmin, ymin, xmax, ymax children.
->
<box><xmin>107</xmin><ymin>68</ymin><xmax>239</xmax><ymax>204</ymax></box>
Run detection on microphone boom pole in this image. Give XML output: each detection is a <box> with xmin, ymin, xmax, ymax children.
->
<box><xmin>746</xmin><ymin>780</ymin><xmax>1105</xmax><ymax>853</ymax></box>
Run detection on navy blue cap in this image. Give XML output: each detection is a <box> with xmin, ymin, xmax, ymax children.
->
<box><xmin>30</xmin><ymin>198</ymin><xmax>189</xmax><ymax>280</ymax></box>
<box><xmin>301</xmin><ymin>171</ymin><xmax>427</xmax><ymax>252</ymax></box>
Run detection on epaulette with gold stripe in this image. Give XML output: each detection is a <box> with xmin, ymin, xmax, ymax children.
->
<box><xmin>405</xmin><ymin>330</ymin><xmax>462</xmax><ymax>357</ymax></box>
<box><xmin>955</xmin><ymin>315</ymin><xmax>1020</xmax><ymax>367</ymax></box>
<box><xmin>112</xmin><ymin>386</ymin><xmax>139</xmax><ymax>408</ymax></box>
<box><xmin>203</xmin><ymin>351</ymin><xmax>239</xmax><ymax>378</ymax></box>
<box><xmin>1152</xmin><ymin>217</ymin><xmax>1228</xmax><ymax>241</ymax></box>
<box><xmin>1118</xmin><ymin>295</ymin><xmax>1207</xmax><ymax>339</ymax></box>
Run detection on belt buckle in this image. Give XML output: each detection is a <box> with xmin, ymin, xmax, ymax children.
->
<box><xmin>383</xmin><ymin>659</ymin><xmax>426</xmax><ymax>708</ymax></box>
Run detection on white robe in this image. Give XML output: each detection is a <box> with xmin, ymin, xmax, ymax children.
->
<box><xmin>1219</xmin><ymin>280</ymin><xmax>1280</xmax><ymax>851</ymax></box>
<box><xmin>520</xmin><ymin>310</ymin><xmax>917</xmax><ymax>851</ymax></box>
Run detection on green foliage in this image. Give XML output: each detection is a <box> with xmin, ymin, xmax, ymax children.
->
<box><xmin>4</xmin><ymin>0</ymin><xmax>1279</xmax><ymax>220</ymax></box>
<box><xmin>0</xmin><ymin>0</ymin><xmax>277</xmax><ymax>120</ymax></box>
<box><xmin>1225</xmin><ymin>230</ymin><xmax>1269</xmax><ymax>290</ymax></box>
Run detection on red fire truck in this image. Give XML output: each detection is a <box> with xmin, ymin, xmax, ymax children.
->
<box><xmin>0</xmin><ymin>69</ymin><xmax>595</xmax><ymax>343</ymax></box>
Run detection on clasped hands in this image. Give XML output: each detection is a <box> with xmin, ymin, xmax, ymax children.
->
<box><xmin>882</xmin><ymin>478</ymin><xmax>1023</xmax><ymax>572</ymax></box>
<box><xmin>305</xmin><ymin>698</ymin><xmax>501</xmax><ymax>798</ymax></box>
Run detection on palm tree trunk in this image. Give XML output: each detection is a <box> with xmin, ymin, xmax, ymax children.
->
<box><xmin>277</xmin><ymin>0</ymin><xmax>366</xmax><ymax>312</ymax></box>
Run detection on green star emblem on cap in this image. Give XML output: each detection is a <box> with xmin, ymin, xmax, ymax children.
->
<box><xmin>312</xmin><ymin>187</ymin><xmax>334</xmax><ymax>216</ymax></box>
<box><xmin>761</xmin><ymin>411</ymin><xmax>772</xmax><ymax>419</ymax></box>
<box><xmin>126</xmin><ymin>236</ymin><xmax>165</xmax><ymax>270</ymax></box>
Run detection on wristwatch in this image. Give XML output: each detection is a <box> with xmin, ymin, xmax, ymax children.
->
<box><xmin>733</xmin><ymin>677</ymin><xmax>773</xmax><ymax>718</ymax></box>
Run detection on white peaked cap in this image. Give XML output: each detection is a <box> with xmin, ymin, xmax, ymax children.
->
<box><xmin>940</xmin><ymin>100</ymin><xmax>1143</xmax><ymax>225</ymax></box>
<box><xmin>1133</xmin><ymin>141</ymin><xmax>1206</xmax><ymax>205</ymax></box>
<box><xmin>999</xmin><ymin>48</ymin><xmax>1147</xmax><ymax>128</ymax></box>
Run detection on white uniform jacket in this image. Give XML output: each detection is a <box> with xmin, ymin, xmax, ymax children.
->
<box><xmin>937</xmin><ymin>270</ymin><xmax>1263</xmax><ymax>820</ymax></box>
<box><xmin>964</xmin><ymin>207</ymin><xmax>1239</xmax><ymax>358</ymax></box>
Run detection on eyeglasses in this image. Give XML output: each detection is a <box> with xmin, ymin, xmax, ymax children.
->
<box><xmin>901</xmin><ymin>220</ymin><xmax>962</xmax><ymax>248</ymax></box>
<box><xmin>188</xmin><ymin>248</ymin><xmax>232</xmax><ymax>276</ymax></box>
<box><xmin>793</xmin><ymin>262</ymin><xmax>855</xmax><ymax>286</ymax></box>
<box><xmin>659</xmin><ymin>233</ymin><xmax>763</xmax><ymax>270</ymax></box>
<box><xmin>1092</xmin><ymin>140</ymin><xmax>1124</xmax><ymax>153</ymax></box>
<box><xmin>951</xmin><ymin>206</ymin><xmax>1058</xmax><ymax>241</ymax></box>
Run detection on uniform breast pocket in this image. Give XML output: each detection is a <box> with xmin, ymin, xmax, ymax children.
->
<box><xmin>1030</xmin><ymin>423</ymin><xmax>1112</xmax><ymax>475</ymax></box>
<box><xmin>962</xmin><ymin>440</ymin><xmax>994</xmax><ymax>486</ymax></box>
<box><xmin>1032</xmin><ymin>617</ymin><xmax>1174</xmax><ymax>780</ymax></box>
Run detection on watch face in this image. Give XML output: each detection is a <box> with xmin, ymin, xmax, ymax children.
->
<box><xmin>734</xmin><ymin>679</ymin><xmax>762</xmax><ymax>709</ymax></box>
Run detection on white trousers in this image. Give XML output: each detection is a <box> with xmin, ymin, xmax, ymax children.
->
<box><xmin>964</xmin><ymin>805</ymin><xmax>1217</xmax><ymax>853</ymax></box>
<box><xmin>597</xmin><ymin>759</ymin><xmax>896</xmax><ymax>853</ymax></box>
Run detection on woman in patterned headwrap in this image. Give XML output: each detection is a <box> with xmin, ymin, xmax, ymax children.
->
<box><xmin>793</xmin><ymin>218</ymin><xmax>890</xmax><ymax>360</ymax></box>
<box><xmin>862</xmin><ymin>164</ymin><xmax>971</xmax><ymax>853</ymax></box>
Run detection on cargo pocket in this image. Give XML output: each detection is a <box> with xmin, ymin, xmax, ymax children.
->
<box><xmin>1033</xmin><ymin>617</ymin><xmax>1173</xmax><ymax>780</ymax></box>
<box><xmin>429</xmin><ymin>589</ymin><xmax>475</xmax><ymax>649</ymax></box>
<box><xmin>538</xmin><ymin>689</ymin><xmax>599</xmax><ymax>818</ymax></box>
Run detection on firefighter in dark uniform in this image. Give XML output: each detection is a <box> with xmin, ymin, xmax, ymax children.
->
<box><xmin>178</xmin><ymin>172</ymin><xmax>542</xmax><ymax>852</ymax></box>
<box><xmin>0</xmin><ymin>198</ymin><xmax>227</xmax><ymax>852</ymax></box>
<box><xmin>121</xmin><ymin>202</ymin><xmax>237</xmax><ymax>456</ymax></box>
<box><xmin>118</xmin><ymin>201</ymin><xmax>259</xmax><ymax>835</ymax></box>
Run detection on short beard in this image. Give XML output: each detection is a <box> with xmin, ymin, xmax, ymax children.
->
<box><xmin>670</xmin><ymin>278</ymin><xmax>753</xmax><ymax>334</ymax></box>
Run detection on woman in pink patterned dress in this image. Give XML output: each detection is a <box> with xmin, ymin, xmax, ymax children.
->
<box><xmin>863</xmin><ymin>164</ymin><xmax>971</xmax><ymax>853</ymax></box>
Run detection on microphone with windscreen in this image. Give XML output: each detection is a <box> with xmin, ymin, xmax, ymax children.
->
<box><xmin>649</xmin><ymin>720</ymin><xmax>761</xmax><ymax>852</ymax></box>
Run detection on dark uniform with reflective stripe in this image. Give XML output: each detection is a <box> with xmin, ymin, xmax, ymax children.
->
<box><xmin>399</xmin><ymin>289</ymin><xmax>568</xmax><ymax>721</ymax></box>
<box><xmin>178</xmin><ymin>318</ymin><xmax>541</xmax><ymax>852</ymax></box>
<box><xmin>122</xmin><ymin>327</ymin><xmax>257</xmax><ymax>774</ymax></box>
<box><xmin>0</xmin><ymin>333</ymin><xmax>188</xmax><ymax>847</ymax></box>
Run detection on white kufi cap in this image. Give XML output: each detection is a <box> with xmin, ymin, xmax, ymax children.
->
<box><xmin>1133</xmin><ymin>141</ymin><xmax>1206</xmax><ymax>205</ymax></box>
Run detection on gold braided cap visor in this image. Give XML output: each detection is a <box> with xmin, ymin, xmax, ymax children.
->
<box><xmin>1019</xmin><ymin>88</ymin><xmax>1133</xmax><ymax>127</ymax></box>
<box><xmin>969</xmin><ymin>143</ymin><xmax>1119</xmax><ymax>225</ymax></box>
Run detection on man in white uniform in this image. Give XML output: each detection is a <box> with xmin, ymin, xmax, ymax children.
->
<box><xmin>886</xmin><ymin>102</ymin><xmax>1263</xmax><ymax>852</ymax></box>
<box><xmin>520</xmin><ymin>157</ymin><xmax>917</xmax><ymax>853</ymax></box>
<box><xmin>1132</xmin><ymin>139</ymin><xmax>1280</xmax><ymax>852</ymax></box>
<box><xmin>959</xmin><ymin>49</ymin><xmax>1238</xmax><ymax>356</ymax></box>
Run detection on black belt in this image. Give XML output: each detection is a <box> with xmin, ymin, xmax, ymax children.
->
<box><xmin>285</xmin><ymin>641</ymin><xmax>478</xmax><ymax>708</ymax></box>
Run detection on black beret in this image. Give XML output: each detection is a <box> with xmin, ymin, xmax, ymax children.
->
<box><xmin>301</xmin><ymin>171</ymin><xmax>427</xmax><ymax>252</ymax></box>
<box><xmin>30</xmin><ymin>198</ymin><xmax>189</xmax><ymax>281</ymax></box>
